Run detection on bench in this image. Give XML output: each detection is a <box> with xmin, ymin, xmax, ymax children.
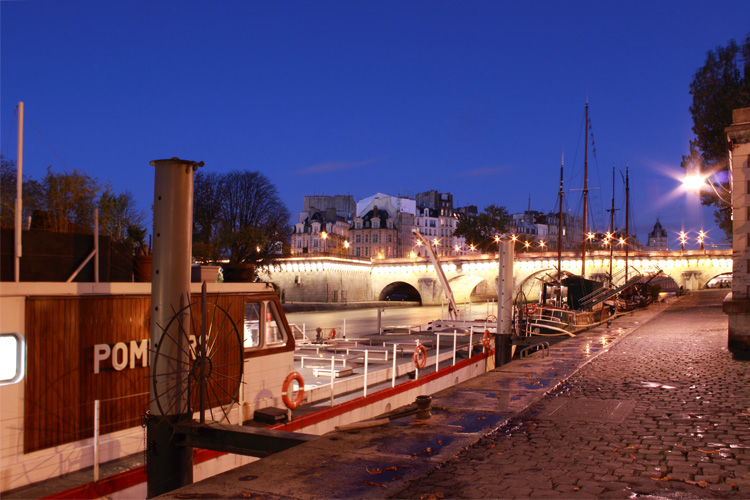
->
<box><xmin>312</xmin><ymin>366</ymin><xmax>354</xmax><ymax>378</ymax></box>
<box><xmin>344</xmin><ymin>346</ymin><xmax>404</xmax><ymax>362</ymax></box>
<box><xmin>294</xmin><ymin>353</ymin><xmax>350</xmax><ymax>368</ymax></box>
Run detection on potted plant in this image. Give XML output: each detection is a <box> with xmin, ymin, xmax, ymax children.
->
<box><xmin>127</xmin><ymin>225</ymin><xmax>152</xmax><ymax>282</ymax></box>
<box><xmin>191</xmin><ymin>241</ymin><xmax>222</xmax><ymax>283</ymax></box>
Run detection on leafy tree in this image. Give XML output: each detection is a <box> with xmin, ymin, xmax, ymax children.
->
<box><xmin>454</xmin><ymin>204</ymin><xmax>511</xmax><ymax>252</ymax></box>
<box><xmin>1</xmin><ymin>160</ymin><xmax>143</xmax><ymax>240</ymax></box>
<box><xmin>685</xmin><ymin>35</ymin><xmax>750</xmax><ymax>241</ymax></box>
<box><xmin>98</xmin><ymin>187</ymin><xmax>144</xmax><ymax>241</ymax></box>
<box><xmin>37</xmin><ymin>167</ymin><xmax>99</xmax><ymax>232</ymax></box>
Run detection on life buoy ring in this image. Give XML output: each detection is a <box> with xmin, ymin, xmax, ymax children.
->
<box><xmin>328</xmin><ymin>328</ymin><xmax>336</xmax><ymax>339</ymax></box>
<box><xmin>413</xmin><ymin>344</ymin><xmax>427</xmax><ymax>369</ymax></box>
<box><xmin>482</xmin><ymin>329</ymin><xmax>492</xmax><ymax>350</ymax></box>
<box><xmin>281</xmin><ymin>372</ymin><xmax>305</xmax><ymax>409</ymax></box>
<box><xmin>524</xmin><ymin>304</ymin><xmax>538</xmax><ymax>315</ymax></box>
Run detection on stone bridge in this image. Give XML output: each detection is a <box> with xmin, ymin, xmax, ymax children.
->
<box><xmin>260</xmin><ymin>250</ymin><xmax>732</xmax><ymax>306</ymax></box>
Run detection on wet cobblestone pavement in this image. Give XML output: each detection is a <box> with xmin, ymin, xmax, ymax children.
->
<box><xmin>394</xmin><ymin>290</ymin><xmax>750</xmax><ymax>499</ymax></box>
<box><xmin>160</xmin><ymin>290</ymin><xmax>748</xmax><ymax>500</ymax></box>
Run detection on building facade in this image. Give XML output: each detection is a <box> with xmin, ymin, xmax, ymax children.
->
<box><xmin>646</xmin><ymin>218</ymin><xmax>669</xmax><ymax>251</ymax></box>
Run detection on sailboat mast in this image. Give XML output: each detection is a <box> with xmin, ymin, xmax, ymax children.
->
<box><xmin>581</xmin><ymin>101</ymin><xmax>589</xmax><ymax>277</ymax></box>
<box><xmin>558</xmin><ymin>151</ymin><xmax>564</xmax><ymax>276</ymax></box>
<box><xmin>624</xmin><ymin>165</ymin><xmax>630</xmax><ymax>281</ymax></box>
<box><xmin>609</xmin><ymin>164</ymin><xmax>615</xmax><ymax>282</ymax></box>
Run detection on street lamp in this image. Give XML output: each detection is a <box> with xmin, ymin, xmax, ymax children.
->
<box><xmin>524</xmin><ymin>241</ymin><xmax>530</xmax><ymax>253</ymax></box>
<box><xmin>678</xmin><ymin>230</ymin><xmax>687</xmax><ymax>251</ymax></box>
<box><xmin>698</xmin><ymin>230</ymin><xmax>705</xmax><ymax>251</ymax></box>
<box><xmin>344</xmin><ymin>240</ymin><xmax>350</xmax><ymax>254</ymax></box>
<box><xmin>682</xmin><ymin>170</ymin><xmax>731</xmax><ymax>205</ymax></box>
<box><xmin>539</xmin><ymin>240</ymin><xmax>546</xmax><ymax>251</ymax></box>
<box><xmin>321</xmin><ymin>231</ymin><xmax>328</xmax><ymax>254</ymax></box>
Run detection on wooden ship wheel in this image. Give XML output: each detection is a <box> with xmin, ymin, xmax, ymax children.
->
<box><xmin>151</xmin><ymin>290</ymin><xmax>244</xmax><ymax>426</ymax></box>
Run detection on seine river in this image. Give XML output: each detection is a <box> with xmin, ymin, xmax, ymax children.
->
<box><xmin>286</xmin><ymin>301</ymin><xmax>497</xmax><ymax>338</ymax></box>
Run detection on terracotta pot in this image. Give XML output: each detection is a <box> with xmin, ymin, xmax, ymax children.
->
<box><xmin>221</xmin><ymin>263</ymin><xmax>255</xmax><ymax>283</ymax></box>
<box><xmin>191</xmin><ymin>265</ymin><xmax>221</xmax><ymax>283</ymax></box>
<box><xmin>133</xmin><ymin>255</ymin><xmax>153</xmax><ymax>282</ymax></box>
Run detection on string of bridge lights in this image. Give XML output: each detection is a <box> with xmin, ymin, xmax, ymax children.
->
<box><xmin>268</xmin><ymin>255</ymin><xmax>731</xmax><ymax>275</ymax></box>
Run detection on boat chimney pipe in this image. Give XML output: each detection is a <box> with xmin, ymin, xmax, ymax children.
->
<box><xmin>496</xmin><ymin>240</ymin><xmax>514</xmax><ymax>366</ymax></box>
<box><xmin>147</xmin><ymin>157</ymin><xmax>203</xmax><ymax>498</ymax></box>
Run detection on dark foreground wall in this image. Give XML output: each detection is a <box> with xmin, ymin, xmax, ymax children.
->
<box><xmin>0</xmin><ymin>228</ymin><xmax>133</xmax><ymax>282</ymax></box>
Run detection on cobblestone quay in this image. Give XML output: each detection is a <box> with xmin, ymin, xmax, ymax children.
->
<box><xmin>395</xmin><ymin>289</ymin><xmax>750</xmax><ymax>499</ymax></box>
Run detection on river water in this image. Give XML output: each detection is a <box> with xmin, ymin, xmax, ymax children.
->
<box><xmin>286</xmin><ymin>301</ymin><xmax>498</xmax><ymax>338</ymax></box>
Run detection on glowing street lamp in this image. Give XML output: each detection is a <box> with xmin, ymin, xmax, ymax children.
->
<box><xmin>524</xmin><ymin>241</ymin><xmax>530</xmax><ymax>253</ymax></box>
<box><xmin>539</xmin><ymin>240</ymin><xmax>546</xmax><ymax>251</ymax></box>
<box><xmin>682</xmin><ymin>170</ymin><xmax>731</xmax><ymax>205</ymax></box>
<box><xmin>678</xmin><ymin>230</ymin><xmax>687</xmax><ymax>251</ymax></box>
<box><xmin>344</xmin><ymin>240</ymin><xmax>350</xmax><ymax>252</ymax></box>
<box><xmin>321</xmin><ymin>231</ymin><xmax>328</xmax><ymax>254</ymax></box>
<box><xmin>698</xmin><ymin>230</ymin><xmax>705</xmax><ymax>251</ymax></box>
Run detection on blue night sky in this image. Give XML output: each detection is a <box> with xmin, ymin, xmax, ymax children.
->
<box><xmin>2</xmin><ymin>1</ymin><xmax>748</xmax><ymax>249</ymax></box>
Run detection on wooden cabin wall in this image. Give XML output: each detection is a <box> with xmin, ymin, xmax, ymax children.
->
<box><xmin>23</xmin><ymin>293</ymin><xmax>245</xmax><ymax>454</ymax></box>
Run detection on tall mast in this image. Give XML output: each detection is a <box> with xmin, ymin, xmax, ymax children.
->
<box><xmin>14</xmin><ymin>102</ymin><xmax>24</xmax><ymax>283</ymax></box>
<box><xmin>557</xmin><ymin>150</ymin><xmax>564</xmax><ymax>277</ymax></box>
<box><xmin>624</xmin><ymin>165</ymin><xmax>630</xmax><ymax>281</ymax></box>
<box><xmin>609</xmin><ymin>163</ymin><xmax>615</xmax><ymax>282</ymax></box>
<box><xmin>581</xmin><ymin>100</ymin><xmax>589</xmax><ymax>277</ymax></box>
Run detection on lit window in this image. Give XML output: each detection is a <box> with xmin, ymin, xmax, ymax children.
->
<box><xmin>0</xmin><ymin>333</ymin><xmax>25</xmax><ymax>386</ymax></box>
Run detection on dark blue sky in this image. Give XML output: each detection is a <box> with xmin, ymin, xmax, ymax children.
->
<box><xmin>2</xmin><ymin>1</ymin><xmax>748</xmax><ymax>249</ymax></box>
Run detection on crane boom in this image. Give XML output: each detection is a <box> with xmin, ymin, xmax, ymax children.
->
<box><xmin>411</xmin><ymin>230</ymin><xmax>459</xmax><ymax>321</ymax></box>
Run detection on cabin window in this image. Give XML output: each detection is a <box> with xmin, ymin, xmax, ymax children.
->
<box><xmin>244</xmin><ymin>300</ymin><xmax>288</xmax><ymax>350</ymax></box>
<box><xmin>244</xmin><ymin>303</ymin><xmax>261</xmax><ymax>348</ymax></box>
<box><xmin>0</xmin><ymin>333</ymin><xmax>25</xmax><ymax>386</ymax></box>
<box><xmin>264</xmin><ymin>301</ymin><xmax>287</xmax><ymax>346</ymax></box>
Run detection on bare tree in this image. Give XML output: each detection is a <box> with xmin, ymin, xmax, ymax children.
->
<box><xmin>192</xmin><ymin>170</ymin><xmax>291</xmax><ymax>266</ymax></box>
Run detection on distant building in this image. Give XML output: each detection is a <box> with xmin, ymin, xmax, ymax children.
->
<box><xmin>414</xmin><ymin>191</ymin><xmax>457</xmax><ymax>257</ymax></box>
<box><xmin>356</xmin><ymin>193</ymin><xmax>416</xmax><ymax>258</ymax></box>
<box><xmin>646</xmin><ymin>218</ymin><xmax>669</xmax><ymax>251</ymax></box>
<box><xmin>350</xmin><ymin>205</ymin><xmax>397</xmax><ymax>259</ymax></box>
<box><xmin>291</xmin><ymin>195</ymin><xmax>354</xmax><ymax>255</ymax></box>
<box><xmin>416</xmin><ymin>190</ymin><xmax>453</xmax><ymax>217</ymax></box>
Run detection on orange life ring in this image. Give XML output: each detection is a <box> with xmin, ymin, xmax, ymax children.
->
<box><xmin>413</xmin><ymin>344</ymin><xmax>427</xmax><ymax>369</ymax></box>
<box><xmin>328</xmin><ymin>328</ymin><xmax>336</xmax><ymax>339</ymax></box>
<box><xmin>281</xmin><ymin>372</ymin><xmax>305</xmax><ymax>409</ymax></box>
<box><xmin>482</xmin><ymin>329</ymin><xmax>492</xmax><ymax>350</ymax></box>
<box><xmin>524</xmin><ymin>304</ymin><xmax>538</xmax><ymax>315</ymax></box>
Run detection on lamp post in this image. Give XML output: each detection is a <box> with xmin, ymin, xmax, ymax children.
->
<box><xmin>679</xmin><ymin>230</ymin><xmax>687</xmax><ymax>252</ymax></box>
<box><xmin>524</xmin><ymin>241</ymin><xmax>530</xmax><ymax>253</ymax></box>
<box><xmin>698</xmin><ymin>230</ymin><xmax>705</xmax><ymax>252</ymax></box>
<box><xmin>344</xmin><ymin>240</ymin><xmax>349</xmax><ymax>255</ymax></box>
<box><xmin>539</xmin><ymin>240</ymin><xmax>546</xmax><ymax>251</ymax></box>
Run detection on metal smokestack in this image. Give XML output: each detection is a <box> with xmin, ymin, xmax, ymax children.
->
<box><xmin>147</xmin><ymin>157</ymin><xmax>203</xmax><ymax>498</ymax></box>
<box><xmin>496</xmin><ymin>239</ymin><xmax>514</xmax><ymax>366</ymax></box>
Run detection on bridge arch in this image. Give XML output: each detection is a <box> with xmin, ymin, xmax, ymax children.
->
<box><xmin>705</xmin><ymin>272</ymin><xmax>732</xmax><ymax>289</ymax></box>
<box><xmin>516</xmin><ymin>267</ymin><xmax>556</xmax><ymax>302</ymax></box>
<box><xmin>378</xmin><ymin>281</ymin><xmax>421</xmax><ymax>303</ymax></box>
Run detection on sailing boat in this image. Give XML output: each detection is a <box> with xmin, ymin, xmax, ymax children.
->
<box><xmin>520</xmin><ymin>102</ymin><xmax>638</xmax><ymax>337</ymax></box>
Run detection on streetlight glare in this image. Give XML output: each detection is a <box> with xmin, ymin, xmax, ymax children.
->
<box><xmin>682</xmin><ymin>173</ymin><xmax>707</xmax><ymax>193</ymax></box>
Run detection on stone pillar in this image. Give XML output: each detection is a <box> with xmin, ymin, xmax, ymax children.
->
<box><xmin>724</xmin><ymin>108</ymin><xmax>750</xmax><ymax>359</ymax></box>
